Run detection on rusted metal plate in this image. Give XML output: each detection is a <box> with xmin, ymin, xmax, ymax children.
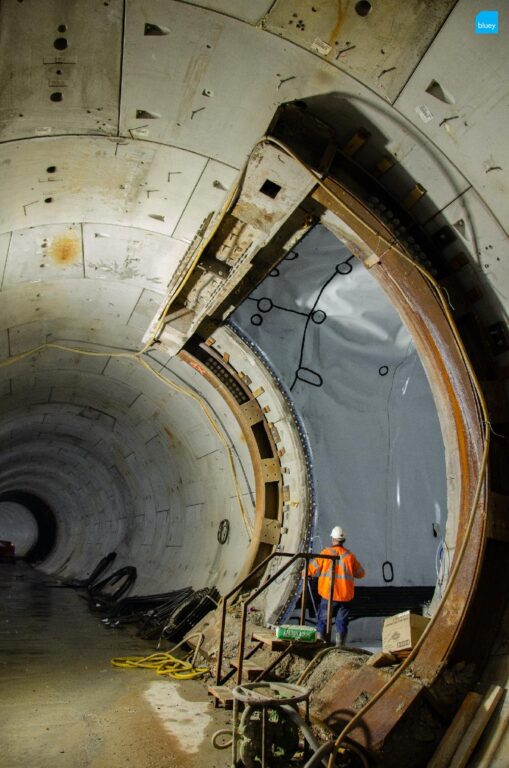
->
<box><xmin>239</xmin><ymin>399</ymin><xmax>264</xmax><ymax>426</ymax></box>
<box><xmin>313</xmin><ymin>177</ymin><xmax>487</xmax><ymax>684</ymax></box>
<box><xmin>261</xmin><ymin>458</ymin><xmax>281</xmax><ymax>483</ymax></box>
<box><xmin>260</xmin><ymin>518</ymin><xmax>281</xmax><ymax>545</ymax></box>
<box><xmin>313</xmin><ymin>664</ymin><xmax>424</xmax><ymax>751</ymax></box>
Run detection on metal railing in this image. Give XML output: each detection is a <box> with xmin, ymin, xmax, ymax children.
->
<box><xmin>216</xmin><ymin>551</ymin><xmax>342</xmax><ymax>686</ymax></box>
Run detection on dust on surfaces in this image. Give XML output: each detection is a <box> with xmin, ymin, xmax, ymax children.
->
<box><xmin>86</xmin><ymin>685</ymin><xmax>216</xmax><ymax>768</ymax></box>
<box><xmin>144</xmin><ymin>681</ymin><xmax>212</xmax><ymax>754</ymax></box>
<box><xmin>304</xmin><ymin>649</ymin><xmax>365</xmax><ymax>698</ymax></box>
<box><xmin>49</xmin><ymin>234</ymin><xmax>80</xmax><ymax>266</ymax></box>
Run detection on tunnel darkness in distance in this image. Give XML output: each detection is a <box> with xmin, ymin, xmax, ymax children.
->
<box><xmin>0</xmin><ymin>491</ymin><xmax>57</xmax><ymax>563</ymax></box>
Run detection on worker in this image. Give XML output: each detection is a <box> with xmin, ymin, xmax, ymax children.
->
<box><xmin>307</xmin><ymin>526</ymin><xmax>365</xmax><ymax>645</ymax></box>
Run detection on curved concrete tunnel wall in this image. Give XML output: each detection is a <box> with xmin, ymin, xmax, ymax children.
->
<box><xmin>0</xmin><ymin>0</ymin><xmax>506</xmax><ymax>639</ymax></box>
<box><xmin>0</xmin><ymin>350</ymin><xmax>262</xmax><ymax>596</ymax></box>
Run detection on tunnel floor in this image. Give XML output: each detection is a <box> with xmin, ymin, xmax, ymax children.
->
<box><xmin>1</xmin><ymin>562</ymin><xmax>231</xmax><ymax>768</ymax></box>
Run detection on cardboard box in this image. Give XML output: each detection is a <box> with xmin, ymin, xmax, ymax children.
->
<box><xmin>382</xmin><ymin>611</ymin><xmax>430</xmax><ymax>653</ymax></box>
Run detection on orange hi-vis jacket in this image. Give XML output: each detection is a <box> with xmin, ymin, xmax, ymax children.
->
<box><xmin>308</xmin><ymin>545</ymin><xmax>365</xmax><ymax>602</ymax></box>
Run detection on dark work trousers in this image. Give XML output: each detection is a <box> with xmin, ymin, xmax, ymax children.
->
<box><xmin>316</xmin><ymin>597</ymin><xmax>351</xmax><ymax>636</ymax></box>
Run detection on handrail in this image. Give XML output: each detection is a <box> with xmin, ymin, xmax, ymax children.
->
<box><xmin>216</xmin><ymin>550</ymin><xmax>284</xmax><ymax>686</ymax></box>
<box><xmin>215</xmin><ymin>550</ymin><xmax>341</xmax><ymax>686</ymax></box>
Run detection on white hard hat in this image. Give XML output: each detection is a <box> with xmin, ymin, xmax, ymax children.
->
<box><xmin>330</xmin><ymin>526</ymin><xmax>345</xmax><ymax>540</ymax></box>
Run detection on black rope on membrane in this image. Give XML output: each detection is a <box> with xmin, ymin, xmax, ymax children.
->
<box><xmin>382</xmin><ymin>560</ymin><xmax>394</xmax><ymax>583</ymax></box>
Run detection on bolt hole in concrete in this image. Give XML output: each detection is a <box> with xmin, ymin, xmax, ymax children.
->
<box><xmin>50</xmin><ymin>92</ymin><xmax>63</xmax><ymax>102</ymax></box>
<box><xmin>58</xmin><ymin>24</ymin><xmax>67</xmax><ymax>33</ymax></box>
<box><xmin>260</xmin><ymin>179</ymin><xmax>282</xmax><ymax>199</ymax></box>
<box><xmin>47</xmin><ymin>166</ymin><xmax>57</xmax><ymax>173</ymax></box>
<box><xmin>53</xmin><ymin>37</ymin><xmax>68</xmax><ymax>50</ymax></box>
<box><xmin>355</xmin><ymin>0</ymin><xmax>372</xmax><ymax>16</ymax></box>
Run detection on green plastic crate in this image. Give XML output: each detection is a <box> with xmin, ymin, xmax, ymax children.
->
<box><xmin>275</xmin><ymin>625</ymin><xmax>317</xmax><ymax>642</ymax></box>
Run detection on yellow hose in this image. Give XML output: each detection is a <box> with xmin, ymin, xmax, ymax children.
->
<box><xmin>111</xmin><ymin>651</ymin><xmax>208</xmax><ymax>680</ymax></box>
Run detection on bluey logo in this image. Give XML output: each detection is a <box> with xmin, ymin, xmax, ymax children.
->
<box><xmin>475</xmin><ymin>10</ymin><xmax>499</xmax><ymax>34</ymax></box>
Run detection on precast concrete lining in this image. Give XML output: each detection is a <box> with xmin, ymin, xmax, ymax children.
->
<box><xmin>0</xmin><ymin>502</ymin><xmax>38</xmax><ymax>556</ymax></box>
<box><xmin>0</xmin><ymin>331</ymin><xmax>311</xmax><ymax>614</ymax></box>
<box><xmin>0</xmin><ymin>1</ymin><xmax>508</xmax><ymax>761</ymax></box>
<box><xmin>0</xmin><ymin>351</ymin><xmax>259</xmax><ymax>595</ymax></box>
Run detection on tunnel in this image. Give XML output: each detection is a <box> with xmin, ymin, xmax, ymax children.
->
<box><xmin>1</xmin><ymin>1</ymin><xmax>508</xmax><ymax>767</ymax></box>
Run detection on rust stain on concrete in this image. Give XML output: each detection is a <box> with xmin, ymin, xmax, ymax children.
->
<box><xmin>329</xmin><ymin>1</ymin><xmax>347</xmax><ymax>47</ymax></box>
<box><xmin>49</xmin><ymin>234</ymin><xmax>80</xmax><ymax>266</ymax></box>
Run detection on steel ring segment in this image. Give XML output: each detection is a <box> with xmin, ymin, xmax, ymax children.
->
<box><xmin>232</xmin><ymin>681</ymin><xmax>310</xmax><ymax>706</ymax></box>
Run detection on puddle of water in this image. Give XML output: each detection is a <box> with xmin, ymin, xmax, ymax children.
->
<box><xmin>144</xmin><ymin>681</ymin><xmax>212</xmax><ymax>754</ymax></box>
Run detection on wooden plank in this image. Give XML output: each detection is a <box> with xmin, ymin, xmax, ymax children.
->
<box><xmin>476</xmin><ymin>710</ymin><xmax>509</xmax><ymax>766</ymax></box>
<box><xmin>427</xmin><ymin>692</ymin><xmax>482</xmax><ymax>768</ymax></box>
<box><xmin>230</xmin><ymin>659</ymin><xmax>265</xmax><ymax>681</ymax></box>
<box><xmin>365</xmin><ymin>651</ymin><xmax>399</xmax><ymax>668</ymax></box>
<box><xmin>448</xmin><ymin>686</ymin><xmax>504</xmax><ymax>768</ymax></box>
<box><xmin>252</xmin><ymin>630</ymin><xmax>290</xmax><ymax>651</ymax></box>
<box><xmin>208</xmin><ymin>685</ymin><xmax>234</xmax><ymax>709</ymax></box>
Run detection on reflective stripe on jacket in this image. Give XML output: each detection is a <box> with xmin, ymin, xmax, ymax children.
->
<box><xmin>308</xmin><ymin>545</ymin><xmax>365</xmax><ymax>602</ymax></box>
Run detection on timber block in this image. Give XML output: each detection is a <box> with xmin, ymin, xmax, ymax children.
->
<box><xmin>208</xmin><ymin>685</ymin><xmax>234</xmax><ymax>709</ymax></box>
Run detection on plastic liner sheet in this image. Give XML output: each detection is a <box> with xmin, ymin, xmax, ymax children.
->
<box><xmin>232</xmin><ymin>225</ymin><xmax>446</xmax><ymax>587</ymax></box>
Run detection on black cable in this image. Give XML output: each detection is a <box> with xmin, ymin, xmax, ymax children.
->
<box><xmin>162</xmin><ymin>587</ymin><xmax>220</xmax><ymax>642</ymax></box>
<box><xmin>67</xmin><ymin>552</ymin><xmax>117</xmax><ymax>589</ymax></box>
<box><xmin>87</xmin><ymin>566</ymin><xmax>137</xmax><ymax>605</ymax></box>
